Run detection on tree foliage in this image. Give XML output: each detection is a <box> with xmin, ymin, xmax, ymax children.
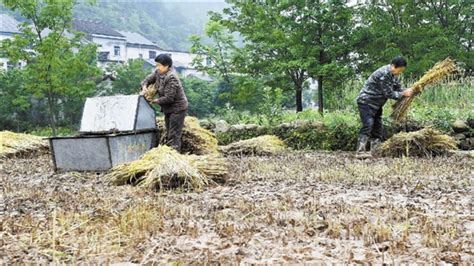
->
<box><xmin>217</xmin><ymin>0</ymin><xmax>354</xmax><ymax>113</ymax></box>
<box><xmin>1</xmin><ymin>0</ymin><xmax>100</xmax><ymax>135</ymax></box>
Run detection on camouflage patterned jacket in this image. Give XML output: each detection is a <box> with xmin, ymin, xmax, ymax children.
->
<box><xmin>356</xmin><ymin>65</ymin><xmax>403</xmax><ymax>110</ymax></box>
<box><xmin>141</xmin><ymin>69</ymin><xmax>188</xmax><ymax>114</ymax></box>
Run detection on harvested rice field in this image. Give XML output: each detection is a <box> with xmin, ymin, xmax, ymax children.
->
<box><xmin>1</xmin><ymin>151</ymin><xmax>473</xmax><ymax>264</ymax></box>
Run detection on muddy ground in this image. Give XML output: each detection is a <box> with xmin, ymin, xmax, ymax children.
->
<box><xmin>1</xmin><ymin>151</ymin><xmax>473</xmax><ymax>264</ymax></box>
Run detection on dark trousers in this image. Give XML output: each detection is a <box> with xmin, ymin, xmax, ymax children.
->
<box><xmin>358</xmin><ymin>103</ymin><xmax>383</xmax><ymax>140</ymax></box>
<box><xmin>164</xmin><ymin>110</ymin><xmax>187</xmax><ymax>151</ymax></box>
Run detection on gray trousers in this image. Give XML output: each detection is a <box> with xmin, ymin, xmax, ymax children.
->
<box><xmin>164</xmin><ymin>110</ymin><xmax>187</xmax><ymax>151</ymax></box>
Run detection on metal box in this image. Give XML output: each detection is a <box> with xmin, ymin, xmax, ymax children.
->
<box><xmin>50</xmin><ymin>95</ymin><xmax>158</xmax><ymax>171</ymax></box>
<box><xmin>79</xmin><ymin>95</ymin><xmax>156</xmax><ymax>134</ymax></box>
<box><xmin>50</xmin><ymin>131</ymin><xmax>157</xmax><ymax>172</ymax></box>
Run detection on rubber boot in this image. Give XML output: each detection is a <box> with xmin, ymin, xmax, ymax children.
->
<box><xmin>356</xmin><ymin>135</ymin><xmax>371</xmax><ymax>159</ymax></box>
<box><xmin>370</xmin><ymin>138</ymin><xmax>382</xmax><ymax>157</ymax></box>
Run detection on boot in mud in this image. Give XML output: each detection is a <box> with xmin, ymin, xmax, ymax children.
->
<box><xmin>370</xmin><ymin>138</ymin><xmax>382</xmax><ymax>157</ymax></box>
<box><xmin>355</xmin><ymin>135</ymin><xmax>372</xmax><ymax>159</ymax></box>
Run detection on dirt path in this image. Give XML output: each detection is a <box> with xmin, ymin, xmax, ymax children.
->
<box><xmin>1</xmin><ymin>151</ymin><xmax>473</xmax><ymax>264</ymax></box>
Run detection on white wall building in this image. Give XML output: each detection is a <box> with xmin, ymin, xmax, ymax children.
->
<box><xmin>0</xmin><ymin>14</ymin><xmax>25</xmax><ymax>71</ymax></box>
<box><xmin>118</xmin><ymin>31</ymin><xmax>160</xmax><ymax>61</ymax></box>
<box><xmin>72</xmin><ymin>20</ymin><xmax>127</xmax><ymax>69</ymax></box>
<box><xmin>0</xmin><ymin>15</ymin><xmax>210</xmax><ymax>80</ymax></box>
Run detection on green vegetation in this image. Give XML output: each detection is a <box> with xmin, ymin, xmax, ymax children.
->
<box><xmin>1</xmin><ymin>0</ymin><xmax>100</xmax><ymax>135</ymax></box>
<box><xmin>0</xmin><ymin>0</ymin><xmax>472</xmax><ymax>145</ymax></box>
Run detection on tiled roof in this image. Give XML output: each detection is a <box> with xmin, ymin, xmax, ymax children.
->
<box><xmin>72</xmin><ymin>19</ymin><xmax>124</xmax><ymax>38</ymax></box>
<box><xmin>0</xmin><ymin>14</ymin><xmax>20</xmax><ymax>34</ymax></box>
<box><xmin>118</xmin><ymin>31</ymin><xmax>155</xmax><ymax>46</ymax></box>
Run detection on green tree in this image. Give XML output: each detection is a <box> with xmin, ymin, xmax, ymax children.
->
<box><xmin>189</xmin><ymin>19</ymin><xmax>270</xmax><ymax>113</ymax></box>
<box><xmin>355</xmin><ymin>0</ymin><xmax>473</xmax><ymax>77</ymax></box>
<box><xmin>1</xmin><ymin>0</ymin><xmax>100</xmax><ymax>135</ymax></box>
<box><xmin>181</xmin><ymin>76</ymin><xmax>218</xmax><ymax>118</ymax></box>
<box><xmin>0</xmin><ymin>68</ymin><xmax>30</xmax><ymax>131</ymax></box>
<box><xmin>101</xmin><ymin>59</ymin><xmax>152</xmax><ymax>96</ymax></box>
<box><xmin>219</xmin><ymin>0</ymin><xmax>354</xmax><ymax>113</ymax></box>
<box><xmin>190</xmin><ymin>20</ymin><xmax>237</xmax><ymax>87</ymax></box>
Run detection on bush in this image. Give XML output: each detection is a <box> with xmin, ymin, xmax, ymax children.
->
<box><xmin>216</xmin><ymin>111</ymin><xmax>361</xmax><ymax>151</ymax></box>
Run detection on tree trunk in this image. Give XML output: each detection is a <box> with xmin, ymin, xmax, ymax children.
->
<box><xmin>318</xmin><ymin>76</ymin><xmax>323</xmax><ymax>115</ymax></box>
<box><xmin>296</xmin><ymin>85</ymin><xmax>303</xmax><ymax>112</ymax></box>
<box><xmin>46</xmin><ymin>92</ymin><xmax>57</xmax><ymax>136</ymax></box>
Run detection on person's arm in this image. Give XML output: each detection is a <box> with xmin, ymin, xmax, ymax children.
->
<box><xmin>393</xmin><ymin>78</ymin><xmax>402</xmax><ymax>92</ymax></box>
<box><xmin>378</xmin><ymin>74</ymin><xmax>403</xmax><ymax>100</ymax></box>
<box><xmin>153</xmin><ymin>76</ymin><xmax>179</xmax><ymax>105</ymax></box>
<box><xmin>393</xmin><ymin>77</ymin><xmax>415</xmax><ymax>97</ymax></box>
<box><xmin>140</xmin><ymin>71</ymin><xmax>157</xmax><ymax>91</ymax></box>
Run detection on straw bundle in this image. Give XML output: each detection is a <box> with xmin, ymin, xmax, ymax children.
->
<box><xmin>140</xmin><ymin>84</ymin><xmax>157</xmax><ymax>102</ymax></box>
<box><xmin>220</xmin><ymin>135</ymin><xmax>287</xmax><ymax>156</ymax></box>
<box><xmin>391</xmin><ymin>58</ymin><xmax>461</xmax><ymax>122</ymax></box>
<box><xmin>0</xmin><ymin>131</ymin><xmax>48</xmax><ymax>158</ymax></box>
<box><xmin>104</xmin><ymin>145</ymin><xmax>228</xmax><ymax>190</ymax></box>
<box><xmin>157</xmin><ymin>116</ymin><xmax>219</xmax><ymax>155</ymax></box>
<box><xmin>380</xmin><ymin>127</ymin><xmax>457</xmax><ymax>157</ymax></box>
<box><xmin>187</xmin><ymin>154</ymin><xmax>229</xmax><ymax>183</ymax></box>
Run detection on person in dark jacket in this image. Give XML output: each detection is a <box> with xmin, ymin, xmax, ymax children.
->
<box><xmin>356</xmin><ymin>56</ymin><xmax>414</xmax><ymax>155</ymax></box>
<box><xmin>141</xmin><ymin>54</ymin><xmax>188</xmax><ymax>151</ymax></box>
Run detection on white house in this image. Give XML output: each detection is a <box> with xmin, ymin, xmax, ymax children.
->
<box><xmin>118</xmin><ymin>31</ymin><xmax>160</xmax><ymax>61</ymax></box>
<box><xmin>118</xmin><ymin>30</ymin><xmax>211</xmax><ymax>80</ymax></box>
<box><xmin>1</xmin><ymin>15</ymin><xmax>211</xmax><ymax>80</ymax></box>
<box><xmin>0</xmin><ymin>14</ymin><xmax>25</xmax><ymax>70</ymax></box>
<box><xmin>72</xmin><ymin>19</ymin><xmax>127</xmax><ymax>69</ymax></box>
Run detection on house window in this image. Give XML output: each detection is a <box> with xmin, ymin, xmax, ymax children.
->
<box><xmin>149</xmin><ymin>51</ymin><xmax>156</xmax><ymax>59</ymax></box>
<box><xmin>206</xmin><ymin>57</ymin><xmax>212</xmax><ymax>66</ymax></box>
<box><xmin>7</xmin><ymin>61</ymin><xmax>14</xmax><ymax>70</ymax></box>
<box><xmin>139</xmin><ymin>53</ymin><xmax>143</xmax><ymax>59</ymax></box>
<box><xmin>98</xmin><ymin>51</ymin><xmax>110</xmax><ymax>62</ymax></box>
<box><xmin>114</xmin><ymin>46</ymin><xmax>120</xmax><ymax>56</ymax></box>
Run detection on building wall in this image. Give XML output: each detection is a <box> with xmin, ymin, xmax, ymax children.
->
<box><xmin>126</xmin><ymin>46</ymin><xmax>159</xmax><ymax>61</ymax></box>
<box><xmin>0</xmin><ymin>33</ymin><xmax>26</xmax><ymax>71</ymax></box>
<box><xmin>166</xmin><ymin>51</ymin><xmax>196</xmax><ymax>68</ymax></box>
<box><xmin>0</xmin><ymin>34</ymin><xmax>13</xmax><ymax>71</ymax></box>
<box><xmin>92</xmin><ymin>35</ymin><xmax>127</xmax><ymax>62</ymax></box>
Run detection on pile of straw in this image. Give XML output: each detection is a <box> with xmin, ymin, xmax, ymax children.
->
<box><xmin>140</xmin><ymin>84</ymin><xmax>157</xmax><ymax>102</ymax></box>
<box><xmin>391</xmin><ymin>58</ymin><xmax>461</xmax><ymax>122</ymax></box>
<box><xmin>157</xmin><ymin>116</ymin><xmax>219</xmax><ymax>155</ymax></box>
<box><xmin>220</xmin><ymin>135</ymin><xmax>287</xmax><ymax>156</ymax></box>
<box><xmin>0</xmin><ymin>131</ymin><xmax>48</xmax><ymax>158</ymax></box>
<box><xmin>380</xmin><ymin>127</ymin><xmax>457</xmax><ymax>157</ymax></box>
<box><xmin>104</xmin><ymin>145</ymin><xmax>228</xmax><ymax>190</ymax></box>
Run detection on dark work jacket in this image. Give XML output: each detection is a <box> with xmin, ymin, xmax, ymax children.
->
<box><xmin>356</xmin><ymin>65</ymin><xmax>403</xmax><ymax>110</ymax></box>
<box><xmin>141</xmin><ymin>69</ymin><xmax>188</xmax><ymax>114</ymax></box>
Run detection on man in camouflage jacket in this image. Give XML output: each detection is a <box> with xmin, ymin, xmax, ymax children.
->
<box><xmin>141</xmin><ymin>54</ymin><xmax>188</xmax><ymax>151</ymax></box>
<box><xmin>356</xmin><ymin>56</ymin><xmax>414</xmax><ymax>155</ymax></box>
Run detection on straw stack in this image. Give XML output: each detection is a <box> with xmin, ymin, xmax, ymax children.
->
<box><xmin>104</xmin><ymin>145</ymin><xmax>228</xmax><ymax>190</ymax></box>
<box><xmin>380</xmin><ymin>127</ymin><xmax>457</xmax><ymax>157</ymax></box>
<box><xmin>220</xmin><ymin>135</ymin><xmax>287</xmax><ymax>156</ymax></box>
<box><xmin>391</xmin><ymin>58</ymin><xmax>461</xmax><ymax>122</ymax></box>
<box><xmin>157</xmin><ymin>116</ymin><xmax>219</xmax><ymax>155</ymax></box>
<box><xmin>0</xmin><ymin>131</ymin><xmax>48</xmax><ymax>158</ymax></box>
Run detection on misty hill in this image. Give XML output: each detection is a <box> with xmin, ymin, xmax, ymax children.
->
<box><xmin>73</xmin><ymin>1</ymin><xmax>227</xmax><ymax>51</ymax></box>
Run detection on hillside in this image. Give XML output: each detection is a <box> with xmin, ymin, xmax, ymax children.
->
<box><xmin>73</xmin><ymin>1</ymin><xmax>227</xmax><ymax>51</ymax></box>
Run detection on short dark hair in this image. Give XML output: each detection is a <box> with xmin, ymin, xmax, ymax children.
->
<box><xmin>391</xmin><ymin>56</ymin><xmax>407</xmax><ymax>68</ymax></box>
<box><xmin>155</xmin><ymin>53</ymin><xmax>173</xmax><ymax>67</ymax></box>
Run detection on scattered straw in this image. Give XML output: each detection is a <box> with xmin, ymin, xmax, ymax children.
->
<box><xmin>140</xmin><ymin>84</ymin><xmax>157</xmax><ymax>102</ymax></box>
<box><xmin>381</xmin><ymin>127</ymin><xmax>457</xmax><ymax>157</ymax></box>
<box><xmin>0</xmin><ymin>131</ymin><xmax>48</xmax><ymax>158</ymax></box>
<box><xmin>157</xmin><ymin>116</ymin><xmax>219</xmax><ymax>155</ymax></box>
<box><xmin>104</xmin><ymin>145</ymin><xmax>227</xmax><ymax>190</ymax></box>
<box><xmin>391</xmin><ymin>58</ymin><xmax>462</xmax><ymax>122</ymax></box>
<box><xmin>220</xmin><ymin>135</ymin><xmax>287</xmax><ymax>156</ymax></box>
